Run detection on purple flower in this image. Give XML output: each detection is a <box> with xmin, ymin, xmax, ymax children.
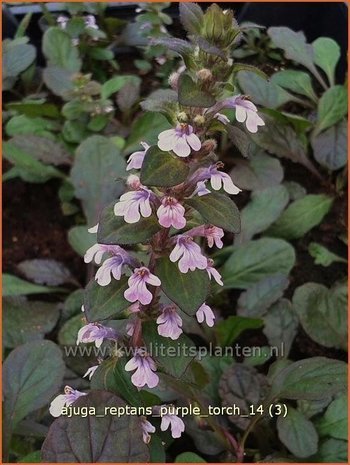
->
<box><xmin>140</xmin><ymin>417</ymin><xmax>156</xmax><ymax>444</ymax></box>
<box><xmin>124</xmin><ymin>266</ymin><xmax>161</xmax><ymax>305</ymax></box>
<box><xmin>170</xmin><ymin>235</ymin><xmax>207</xmax><ymax>273</ymax></box>
<box><xmin>214</xmin><ymin>112</ymin><xmax>230</xmax><ymax>125</ymax></box>
<box><xmin>84</xmin><ymin>14</ymin><xmax>99</xmax><ymax>30</ymax></box>
<box><xmin>49</xmin><ymin>386</ymin><xmax>86</xmax><ymax>417</ymax></box>
<box><xmin>76</xmin><ymin>323</ymin><xmax>118</xmax><ymax>348</ymax></box>
<box><xmin>126</xmin><ymin>142</ymin><xmax>150</xmax><ymax>171</ymax></box>
<box><xmin>83</xmin><ymin>365</ymin><xmax>99</xmax><ymax>380</ymax></box>
<box><xmin>114</xmin><ymin>188</ymin><xmax>153</xmax><ymax>224</ymax></box>
<box><xmin>157</xmin><ymin>306</ymin><xmax>183</xmax><ymax>340</ymax></box>
<box><xmin>157</xmin><ymin>196</ymin><xmax>186</xmax><ymax>230</ymax></box>
<box><xmin>94</xmin><ymin>247</ymin><xmax>134</xmax><ymax>286</ymax></box>
<box><xmin>207</xmin><ymin>259</ymin><xmax>223</xmax><ymax>286</ymax></box>
<box><xmin>188</xmin><ymin>225</ymin><xmax>224</xmax><ymax>248</ymax></box>
<box><xmin>160</xmin><ymin>412</ymin><xmax>185</xmax><ymax>438</ymax></box>
<box><xmin>194</xmin><ymin>181</ymin><xmax>210</xmax><ymax>197</ymax></box>
<box><xmin>213</xmin><ymin>96</ymin><xmax>264</xmax><ymax>133</ymax></box>
<box><xmin>196</xmin><ymin>303</ymin><xmax>215</xmax><ymax>327</ymax></box>
<box><xmin>209</xmin><ymin>166</ymin><xmax>241</xmax><ymax>195</ymax></box>
<box><xmin>125</xmin><ymin>349</ymin><xmax>159</xmax><ymax>388</ymax></box>
<box><xmin>158</xmin><ymin>124</ymin><xmax>201</xmax><ymax>157</ymax></box>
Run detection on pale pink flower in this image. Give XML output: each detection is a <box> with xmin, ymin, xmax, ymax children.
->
<box><xmin>188</xmin><ymin>225</ymin><xmax>224</xmax><ymax>248</ymax></box>
<box><xmin>84</xmin><ymin>243</ymin><xmax>126</xmax><ymax>265</ymax></box>
<box><xmin>170</xmin><ymin>235</ymin><xmax>207</xmax><ymax>273</ymax></box>
<box><xmin>157</xmin><ymin>306</ymin><xmax>183</xmax><ymax>340</ymax></box>
<box><xmin>76</xmin><ymin>323</ymin><xmax>118</xmax><ymax>348</ymax></box>
<box><xmin>124</xmin><ymin>266</ymin><xmax>161</xmax><ymax>305</ymax></box>
<box><xmin>196</xmin><ymin>303</ymin><xmax>215</xmax><ymax>327</ymax></box>
<box><xmin>94</xmin><ymin>249</ymin><xmax>133</xmax><ymax>286</ymax></box>
<box><xmin>209</xmin><ymin>166</ymin><xmax>241</xmax><ymax>195</ymax></box>
<box><xmin>194</xmin><ymin>181</ymin><xmax>210</xmax><ymax>197</ymax></box>
<box><xmin>157</xmin><ymin>196</ymin><xmax>186</xmax><ymax>229</ymax></box>
<box><xmin>126</xmin><ymin>142</ymin><xmax>150</xmax><ymax>171</ymax></box>
<box><xmin>114</xmin><ymin>188</ymin><xmax>153</xmax><ymax>224</ymax></box>
<box><xmin>83</xmin><ymin>365</ymin><xmax>99</xmax><ymax>380</ymax></box>
<box><xmin>125</xmin><ymin>349</ymin><xmax>159</xmax><ymax>388</ymax></box>
<box><xmin>49</xmin><ymin>386</ymin><xmax>86</xmax><ymax>417</ymax></box>
<box><xmin>214</xmin><ymin>113</ymin><xmax>230</xmax><ymax>125</ymax></box>
<box><xmin>57</xmin><ymin>15</ymin><xmax>69</xmax><ymax>29</ymax></box>
<box><xmin>160</xmin><ymin>413</ymin><xmax>185</xmax><ymax>438</ymax></box>
<box><xmin>84</xmin><ymin>14</ymin><xmax>99</xmax><ymax>30</ymax></box>
<box><xmin>126</xmin><ymin>174</ymin><xmax>142</xmax><ymax>189</ymax></box>
<box><xmin>140</xmin><ymin>417</ymin><xmax>156</xmax><ymax>444</ymax></box>
<box><xmin>158</xmin><ymin>124</ymin><xmax>201</xmax><ymax>157</ymax></box>
<box><xmin>206</xmin><ymin>259</ymin><xmax>223</xmax><ymax>286</ymax></box>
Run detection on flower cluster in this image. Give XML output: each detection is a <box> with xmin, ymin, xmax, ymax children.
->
<box><xmin>49</xmin><ymin>4</ymin><xmax>266</xmax><ymax>450</ymax></box>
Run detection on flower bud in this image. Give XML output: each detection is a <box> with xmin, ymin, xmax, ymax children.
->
<box><xmin>127</xmin><ymin>174</ymin><xmax>141</xmax><ymax>190</ymax></box>
<box><xmin>196</xmin><ymin>68</ymin><xmax>213</xmax><ymax>82</ymax></box>
<box><xmin>202</xmin><ymin>4</ymin><xmax>241</xmax><ymax>49</ymax></box>
<box><xmin>193</xmin><ymin>114</ymin><xmax>206</xmax><ymax>126</ymax></box>
<box><xmin>177</xmin><ymin>111</ymin><xmax>188</xmax><ymax>123</ymax></box>
<box><xmin>201</xmin><ymin>138</ymin><xmax>217</xmax><ymax>154</ymax></box>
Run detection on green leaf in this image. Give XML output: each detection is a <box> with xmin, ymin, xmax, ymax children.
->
<box><xmin>5</xmin><ymin>114</ymin><xmax>57</xmax><ymax>137</ymax></box>
<box><xmin>263</xmin><ymin>299</ymin><xmax>298</xmax><ymax>357</ymax></box>
<box><xmin>20</xmin><ymin>451</ymin><xmax>42</xmax><ymax>463</ymax></box>
<box><xmin>235</xmin><ymin>185</ymin><xmax>289</xmax><ymax>244</ymax></box>
<box><xmin>140</xmin><ymin>145</ymin><xmax>189</xmax><ymax>187</ymax></box>
<box><xmin>143</xmin><ymin>321</ymin><xmax>196</xmax><ymax>378</ymax></box>
<box><xmin>311</xmin><ymin>120</ymin><xmax>347</xmax><ymax>171</ymax></box>
<box><xmin>270</xmin><ymin>357</ymin><xmax>347</xmax><ymax>400</ymax></box>
<box><xmin>68</xmin><ymin>225</ymin><xmax>96</xmax><ymax>257</ymax></box>
<box><xmin>17</xmin><ymin>259</ymin><xmax>73</xmax><ymax>286</ymax></box>
<box><xmin>277</xmin><ymin>407</ymin><xmax>318</xmax><ymax>458</ymax></box>
<box><xmin>272</xmin><ymin>70</ymin><xmax>317</xmax><ymax>102</ymax></box>
<box><xmin>225</xmin><ymin>125</ymin><xmax>251</xmax><ymax>157</ymax></box>
<box><xmin>292</xmin><ymin>282</ymin><xmax>347</xmax><ymax>350</ymax></box>
<box><xmin>313</xmin><ymin>37</ymin><xmax>340</xmax><ymax>86</ymax></box>
<box><xmin>43</xmin><ymin>66</ymin><xmax>75</xmax><ymax>98</ymax></box>
<box><xmin>62</xmin><ymin>289</ymin><xmax>84</xmax><ymax>320</ymax></box>
<box><xmin>179</xmin><ymin>3</ymin><xmax>204</xmax><ymax>34</ymax></box>
<box><xmin>3</xmin><ymin>39</ymin><xmax>36</xmax><ymax>78</ymax></box>
<box><xmin>267</xmin><ymin>27</ymin><xmax>324</xmax><ymax>85</ymax></box>
<box><xmin>266</xmin><ymin>194</ymin><xmax>333</xmax><ymax>240</ymax></box>
<box><xmin>42</xmin><ymin>27</ymin><xmax>81</xmax><ymax>71</ymax></box>
<box><xmin>3</xmin><ymin>141</ymin><xmax>64</xmax><ymax>183</ymax></box>
<box><xmin>9</xmin><ymin>135</ymin><xmax>71</xmax><ymax>166</ymax></box>
<box><xmin>178</xmin><ymin>74</ymin><xmax>216</xmax><ymax>108</ymax></box>
<box><xmin>216</xmin><ymin>315</ymin><xmax>263</xmax><ymax>346</ymax></box>
<box><xmin>125</xmin><ymin>112</ymin><xmax>171</xmax><ymax>154</ymax></box>
<box><xmin>252</xmin><ymin>116</ymin><xmax>319</xmax><ymax>176</ymax></box>
<box><xmin>219</xmin><ymin>364</ymin><xmax>268</xmax><ymax>430</ymax></box>
<box><xmin>237</xmin><ymin>275</ymin><xmax>289</xmax><ymax>317</ymax></box>
<box><xmin>155</xmin><ymin>256</ymin><xmax>209</xmax><ymax>315</ymax></box>
<box><xmin>70</xmin><ymin>135</ymin><xmax>126</xmax><ymax>224</ymax></box>
<box><xmin>101</xmin><ymin>75</ymin><xmax>141</xmax><ymax>100</ymax></box>
<box><xmin>3</xmin><ymin>341</ymin><xmax>65</xmax><ymax>457</ymax></box>
<box><xmin>221</xmin><ymin>238</ymin><xmax>296</xmax><ymax>289</ymax></box>
<box><xmin>283</xmin><ymin>181</ymin><xmax>307</xmax><ymax>201</ymax></box>
<box><xmin>186</xmin><ymin>192</ymin><xmax>240</xmax><ymax>233</ymax></box>
<box><xmin>317</xmin><ymin>395</ymin><xmax>347</xmax><ymax>440</ymax></box>
<box><xmin>233</xmin><ymin>63</ymin><xmax>267</xmax><ymax>80</ymax></box>
<box><xmin>5</xmin><ymin>102</ymin><xmax>60</xmax><ymax>119</ymax></box>
<box><xmin>315</xmin><ymin>438</ymin><xmax>347</xmax><ymax>463</ymax></box>
<box><xmin>58</xmin><ymin>314</ymin><xmax>83</xmax><ymax>346</ymax></box>
<box><xmin>230</xmin><ymin>152</ymin><xmax>284</xmax><ymax>191</ymax></box>
<box><xmin>316</xmin><ymin>85</ymin><xmax>347</xmax><ymax>134</ymax></box>
<box><xmin>97</xmin><ymin>202</ymin><xmax>161</xmax><ymax>245</ymax></box>
<box><xmin>41</xmin><ymin>391</ymin><xmax>149</xmax><ymax>462</ymax></box>
<box><xmin>4</xmin><ymin>297</ymin><xmax>59</xmax><ymax>348</ymax></box>
<box><xmin>176</xmin><ymin>452</ymin><xmax>206</xmax><ymax>463</ymax></box>
<box><xmin>3</xmin><ymin>273</ymin><xmax>61</xmax><ymax>297</ymax></box>
<box><xmin>237</xmin><ymin>71</ymin><xmax>294</xmax><ymax>109</ymax></box>
<box><xmin>84</xmin><ymin>277</ymin><xmax>130</xmax><ymax>322</ymax></box>
<box><xmin>308</xmin><ymin>242</ymin><xmax>347</xmax><ymax>267</ymax></box>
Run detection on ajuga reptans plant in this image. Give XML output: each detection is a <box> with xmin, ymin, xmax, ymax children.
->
<box><xmin>47</xmin><ymin>3</ymin><xmax>265</xmax><ymax>459</ymax></box>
